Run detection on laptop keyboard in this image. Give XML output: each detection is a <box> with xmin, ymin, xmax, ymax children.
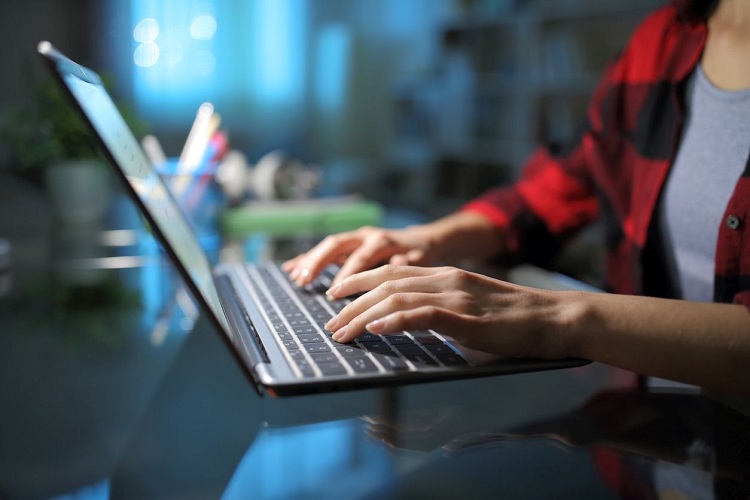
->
<box><xmin>245</xmin><ymin>263</ymin><xmax>469</xmax><ymax>379</ymax></box>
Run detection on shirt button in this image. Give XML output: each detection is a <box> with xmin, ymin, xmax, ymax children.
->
<box><xmin>726</xmin><ymin>215</ymin><xmax>742</xmax><ymax>230</ymax></box>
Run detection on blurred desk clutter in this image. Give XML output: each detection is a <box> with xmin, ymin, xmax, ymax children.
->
<box><xmin>220</xmin><ymin>197</ymin><xmax>383</xmax><ymax>239</ymax></box>
<box><xmin>143</xmin><ymin>102</ymin><xmax>384</xmax><ymax>243</ymax></box>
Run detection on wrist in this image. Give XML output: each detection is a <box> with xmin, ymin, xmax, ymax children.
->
<box><xmin>551</xmin><ymin>291</ymin><xmax>599</xmax><ymax>359</ymax></box>
<box><xmin>423</xmin><ymin>212</ymin><xmax>505</xmax><ymax>263</ymax></box>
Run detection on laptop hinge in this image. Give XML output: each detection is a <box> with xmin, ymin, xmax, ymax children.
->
<box><xmin>215</xmin><ymin>274</ymin><xmax>269</xmax><ymax>366</ymax></box>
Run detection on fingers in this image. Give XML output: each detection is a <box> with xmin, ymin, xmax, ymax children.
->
<box><xmin>325</xmin><ymin>267</ymin><xmax>457</xmax><ymax>342</ymax></box>
<box><xmin>389</xmin><ymin>249</ymin><xmax>427</xmax><ymax>267</ymax></box>
<box><xmin>389</xmin><ymin>254</ymin><xmax>409</xmax><ymax>266</ymax></box>
<box><xmin>404</xmin><ymin>248</ymin><xmax>430</xmax><ymax>266</ymax></box>
<box><xmin>284</xmin><ymin>224</ymin><xmax>440</xmax><ymax>287</ymax></box>
<box><xmin>326</xmin><ymin>291</ymin><xmax>428</xmax><ymax>343</ymax></box>
<box><xmin>366</xmin><ymin>307</ymin><xmax>463</xmax><ymax>337</ymax></box>
<box><xmin>284</xmin><ymin>227</ymin><xmax>410</xmax><ymax>286</ymax></box>
<box><xmin>332</xmin><ymin>237</ymin><xmax>419</xmax><ymax>286</ymax></box>
<box><xmin>332</xmin><ymin>304</ymin><xmax>465</xmax><ymax>344</ymax></box>
<box><xmin>332</xmin><ymin>240</ymin><xmax>395</xmax><ymax>286</ymax></box>
<box><xmin>283</xmin><ymin>232</ymin><xmax>364</xmax><ymax>285</ymax></box>
<box><xmin>326</xmin><ymin>264</ymin><xmax>445</xmax><ymax>299</ymax></box>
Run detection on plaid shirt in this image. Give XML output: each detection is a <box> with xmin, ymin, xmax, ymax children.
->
<box><xmin>463</xmin><ymin>4</ymin><xmax>750</xmax><ymax>311</ymax></box>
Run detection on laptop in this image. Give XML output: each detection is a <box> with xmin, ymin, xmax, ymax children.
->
<box><xmin>39</xmin><ymin>41</ymin><xmax>588</xmax><ymax>397</ymax></box>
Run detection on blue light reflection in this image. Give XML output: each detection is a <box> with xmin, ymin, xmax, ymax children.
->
<box><xmin>130</xmin><ymin>0</ymin><xmax>307</xmax><ymax>125</ymax></box>
<box><xmin>223</xmin><ymin>419</ymin><xmax>392</xmax><ymax>499</ymax></box>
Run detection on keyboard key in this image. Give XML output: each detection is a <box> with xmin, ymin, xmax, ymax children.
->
<box><xmin>395</xmin><ymin>344</ymin><xmax>438</xmax><ymax>366</ymax></box>
<box><xmin>310</xmin><ymin>352</ymin><xmax>338</xmax><ymax>364</ymax></box>
<box><xmin>297</xmin><ymin>333</ymin><xmax>325</xmax><ymax>343</ymax></box>
<box><xmin>304</xmin><ymin>278</ymin><xmax>330</xmax><ymax>294</ymax></box>
<box><xmin>360</xmin><ymin>340</ymin><xmax>393</xmax><ymax>353</ymax></box>
<box><xmin>282</xmin><ymin>340</ymin><xmax>299</xmax><ymax>350</ymax></box>
<box><xmin>318</xmin><ymin>361</ymin><xmax>347</xmax><ymax>376</ymax></box>
<box><xmin>305</xmin><ymin>344</ymin><xmax>331</xmax><ymax>353</ymax></box>
<box><xmin>311</xmin><ymin>312</ymin><xmax>332</xmax><ymax>325</ymax></box>
<box><xmin>288</xmin><ymin>350</ymin><xmax>306</xmax><ymax>360</ymax></box>
<box><xmin>293</xmin><ymin>326</ymin><xmax>319</xmax><ymax>335</ymax></box>
<box><xmin>413</xmin><ymin>333</ymin><xmax>442</xmax><ymax>345</ymax></box>
<box><xmin>336</xmin><ymin>345</ymin><xmax>366</xmax><ymax>357</ymax></box>
<box><xmin>276</xmin><ymin>331</ymin><xmax>294</xmax><ymax>341</ymax></box>
<box><xmin>371</xmin><ymin>352</ymin><xmax>409</xmax><ymax>372</ymax></box>
<box><xmin>317</xmin><ymin>270</ymin><xmax>334</xmax><ymax>287</ymax></box>
<box><xmin>357</xmin><ymin>332</ymin><xmax>382</xmax><ymax>343</ymax></box>
<box><xmin>288</xmin><ymin>319</ymin><xmax>312</xmax><ymax>328</ymax></box>
<box><xmin>346</xmin><ymin>356</ymin><xmax>379</xmax><ymax>373</ymax></box>
<box><xmin>267</xmin><ymin>313</ymin><xmax>281</xmax><ymax>323</ymax></box>
<box><xmin>424</xmin><ymin>343</ymin><xmax>455</xmax><ymax>355</ymax></box>
<box><xmin>295</xmin><ymin>360</ymin><xmax>316</xmax><ymax>378</ymax></box>
<box><xmin>306</xmin><ymin>302</ymin><xmax>327</xmax><ymax>312</ymax></box>
<box><xmin>386</xmin><ymin>335</ymin><xmax>414</xmax><ymax>345</ymax></box>
<box><xmin>436</xmin><ymin>353</ymin><xmax>469</xmax><ymax>367</ymax></box>
<box><xmin>328</xmin><ymin>300</ymin><xmax>348</xmax><ymax>313</ymax></box>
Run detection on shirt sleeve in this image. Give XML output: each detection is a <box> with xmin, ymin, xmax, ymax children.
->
<box><xmin>465</xmin><ymin>145</ymin><xmax>599</xmax><ymax>256</ymax></box>
<box><xmin>461</xmin><ymin>143</ymin><xmax>600</xmax><ymax>266</ymax></box>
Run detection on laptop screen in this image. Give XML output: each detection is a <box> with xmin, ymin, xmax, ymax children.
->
<box><xmin>43</xmin><ymin>43</ymin><xmax>232</xmax><ymax>336</ymax></box>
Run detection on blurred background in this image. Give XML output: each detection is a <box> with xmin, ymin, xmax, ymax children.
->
<box><xmin>0</xmin><ymin>0</ymin><xmax>661</xmax><ymax>215</ymax></box>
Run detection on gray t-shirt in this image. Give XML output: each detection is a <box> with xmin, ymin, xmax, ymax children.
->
<box><xmin>659</xmin><ymin>65</ymin><xmax>750</xmax><ymax>302</ymax></box>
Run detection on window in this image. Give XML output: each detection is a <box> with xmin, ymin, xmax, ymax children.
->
<box><xmin>129</xmin><ymin>0</ymin><xmax>308</xmax><ymax>130</ymax></box>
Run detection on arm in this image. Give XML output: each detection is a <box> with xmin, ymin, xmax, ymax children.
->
<box><xmin>571</xmin><ymin>292</ymin><xmax>750</xmax><ymax>394</ymax></box>
<box><xmin>325</xmin><ymin>265</ymin><xmax>750</xmax><ymax>395</ymax></box>
<box><xmin>406</xmin><ymin>211</ymin><xmax>506</xmax><ymax>263</ymax></box>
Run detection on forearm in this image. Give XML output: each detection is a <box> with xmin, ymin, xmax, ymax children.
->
<box><xmin>565</xmin><ymin>293</ymin><xmax>750</xmax><ymax>394</ymax></box>
<box><xmin>418</xmin><ymin>211</ymin><xmax>506</xmax><ymax>264</ymax></box>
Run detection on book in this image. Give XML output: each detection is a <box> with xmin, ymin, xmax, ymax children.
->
<box><xmin>220</xmin><ymin>198</ymin><xmax>384</xmax><ymax>237</ymax></box>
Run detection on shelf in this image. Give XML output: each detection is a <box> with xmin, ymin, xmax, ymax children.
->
<box><xmin>476</xmin><ymin>74</ymin><xmax>533</xmax><ymax>95</ymax></box>
<box><xmin>533</xmin><ymin>74</ymin><xmax>600</xmax><ymax>96</ymax></box>
<box><xmin>539</xmin><ymin>0</ymin><xmax>662</xmax><ymax>24</ymax></box>
<box><xmin>388</xmin><ymin>0</ymin><xmax>658</xmax><ymax>205</ymax></box>
<box><xmin>438</xmin><ymin>138</ymin><xmax>536</xmax><ymax>167</ymax></box>
<box><xmin>442</xmin><ymin>12</ymin><xmax>533</xmax><ymax>31</ymax></box>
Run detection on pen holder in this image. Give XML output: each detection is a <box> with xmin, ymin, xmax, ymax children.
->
<box><xmin>156</xmin><ymin>159</ymin><xmax>225</xmax><ymax>257</ymax></box>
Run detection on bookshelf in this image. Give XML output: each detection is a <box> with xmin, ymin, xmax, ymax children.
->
<box><xmin>389</xmin><ymin>0</ymin><xmax>662</xmax><ymax>216</ymax></box>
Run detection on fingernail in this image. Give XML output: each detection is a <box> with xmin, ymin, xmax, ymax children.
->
<box><xmin>332</xmin><ymin>326</ymin><xmax>347</xmax><ymax>343</ymax></box>
<box><xmin>325</xmin><ymin>315</ymin><xmax>339</xmax><ymax>331</ymax></box>
<box><xmin>366</xmin><ymin>318</ymin><xmax>385</xmax><ymax>333</ymax></box>
<box><xmin>326</xmin><ymin>282</ymin><xmax>342</xmax><ymax>299</ymax></box>
<box><xmin>289</xmin><ymin>267</ymin><xmax>300</xmax><ymax>281</ymax></box>
<box><xmin>295</xmin><ymin>268</ymin><xmax>310</xmax><ymax>286</ymax></box>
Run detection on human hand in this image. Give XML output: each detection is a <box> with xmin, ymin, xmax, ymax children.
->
<box><xmin>282</xmin><ymin>225</ymin><xmax>440</xmax><ymax>287</ymax></box>
<box><xmin>324</xmin><ymin>265</ymin><xmax>582</xmax><ymax>360</ymax></box>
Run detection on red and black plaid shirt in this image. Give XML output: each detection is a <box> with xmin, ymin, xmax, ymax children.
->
<box><xmin>463</xmin><ymin>4</ymin><xmax>750</xmax><ymax>311</ymax></box>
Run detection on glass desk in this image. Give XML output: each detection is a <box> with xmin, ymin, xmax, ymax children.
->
<box><xmin>1</xmin><ymin>173</ymin><xmax>749</xmax><ymax>499</ymax></box>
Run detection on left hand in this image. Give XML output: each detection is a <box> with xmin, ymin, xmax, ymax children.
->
<box><xmin>324</xmin><ymin>265</ymin><xmax>582</xmax><ymax>360</ymax></box>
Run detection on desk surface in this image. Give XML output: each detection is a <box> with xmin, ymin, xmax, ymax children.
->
<box><xmin>1</xmin><ymin>174</ymin><xmax>749</xmax><ymax>499</ymax></box>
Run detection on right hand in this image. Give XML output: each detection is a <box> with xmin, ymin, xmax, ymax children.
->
<box><xmin>282</xmin><ymin>225</ymin><xmax>441</xmax><ymax>287</ymax></box>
